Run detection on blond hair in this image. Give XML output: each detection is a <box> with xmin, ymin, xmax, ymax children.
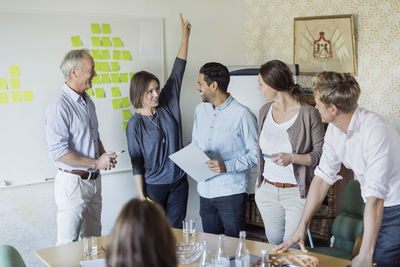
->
<box><xmin>312</xmin><ymin>72</ymin><xmax>360</xmax><ymax>113</ymax></box>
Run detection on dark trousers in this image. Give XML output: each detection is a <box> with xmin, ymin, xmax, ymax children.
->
<box><xmin>145</xmin><ymin>176</ymin><xmax>188</xmax><ymax>229</ymax></box>
<box><xmin>200</xmin><ymin>193</ymin><xmax>246</xmax><ymax>238</ymax></box>
<box><xmin>373</xmin><ymin>204</ymin><xmax>400</xmax><ymax>267</ymax></box>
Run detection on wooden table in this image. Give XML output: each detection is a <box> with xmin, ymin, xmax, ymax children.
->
<box><xmin>36</xmin><ymin>229</ymin><xmax>351</xmax><ymax>267</ymax></box>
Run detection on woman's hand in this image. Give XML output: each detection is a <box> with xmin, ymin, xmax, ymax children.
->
<box><xmin>180</xmin><ymin>13</ymin><xmax>191</xmax><ymax>40</ymax></box>
<box><xmin>177</xmin><ymin>13</ymin><xmax>190</xmax><ymax>60</ymax></box>
<box><xmin>271</xmin><ymin>152</ymin><xmax>294</xmax><ymax>167</ymax></box>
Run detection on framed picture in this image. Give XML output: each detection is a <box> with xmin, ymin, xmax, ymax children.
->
<box><xmin>294</xmin><ymin>14</ymin><xmax>357</xmax><ymax>76</ymax></box>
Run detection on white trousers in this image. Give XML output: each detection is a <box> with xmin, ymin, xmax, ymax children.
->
<box><xmin>255</xmin><ymin>181</ymin><xmax>305</xmax><ymax>245</ymax></box>
<box><xmin>54</xmin><ymin>170</ymin><xmax>102</xmax><ymax>245</ymax></box>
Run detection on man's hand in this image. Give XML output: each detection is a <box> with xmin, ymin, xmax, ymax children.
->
<box><xmin>205</xmin><ymin>160</ymin><xmax>226</xmax><ymax>173</ymax></box>
<box><xmin>351</xmin><ymin>254</ymin><xmax>374</xmax><ymax>267</ymax></box>
<box><xmin>95</xmin><ymin>152</ymin><xmax>117</xmax><ymax>170</ymax></box>
<box><xmin>275</xmin><ymin>227</ymin><xmax>308</xmax><ymax>253</ymax></box>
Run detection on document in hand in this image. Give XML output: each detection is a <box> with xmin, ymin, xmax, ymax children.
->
<box><xmin>169</xmin><ymin>143</ymin><xmax>216</xmax><ymax>182</ymax></box>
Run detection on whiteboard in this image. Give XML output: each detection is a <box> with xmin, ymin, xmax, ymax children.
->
<box><xmin>0</xmin><ymin>10</ymin><xmax>164</xmax><ymax>186</ymax></box>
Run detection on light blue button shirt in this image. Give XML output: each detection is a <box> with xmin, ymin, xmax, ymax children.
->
<box><xmin>192</xmin><ymin>95</ymin><xmax>258</xmax><ymax>198</ymax></box>
<box><xmin>44</xmin><ymin>83</ymin><xmax>99</xmax><ymax>171</ymax></box>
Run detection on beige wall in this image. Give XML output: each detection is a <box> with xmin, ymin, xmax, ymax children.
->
<box><xmin>245</xmin><ymin>0</ymin><xmax>400</xmax><ymax>128</ymax></box>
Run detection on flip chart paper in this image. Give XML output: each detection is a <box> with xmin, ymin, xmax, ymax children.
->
<box><xmin>169</xmin><ymin>143</ymin><xmax>216</xmax><ymax>182</ymax></box>
<box><xmin>111</xmin><ymin>87</ymin><xmax>120</xmax><ymax>97</ymax></box>
<box><xmin>9</xmin><ymin>65</ymin><xmax>20</xmax><ymax>77</ymax></box>
<box><xmin>80</xmin><ymin>258</ymin><xmax>106</xmax><ymax>267</ymax></box>
<box><xmin>22</xmin><ymin>90</ymin><xmax>33</xmax><ymax>102</ymax></box>
<box><xmin>91</xmin><ymin>24</ymin><xmax>101</xmax><ymax>34</ymax></box>
<box><xmin>10</xmin><ymin>78</ymin><xmax>20</xmax><ymax>89</ymax></box>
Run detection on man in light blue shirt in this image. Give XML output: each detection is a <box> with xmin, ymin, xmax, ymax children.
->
<box><xmin>192</xmin><ymin>62</ymin><xmax>257</xmax><ymax>237</ymax></box>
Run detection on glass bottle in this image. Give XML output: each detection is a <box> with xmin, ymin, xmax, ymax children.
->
<box><xmin>235</xmin><ymin>231</ymin><xmax>250</xmax><ymax>267</ymax></box>
<box><xmin>260</xmin><ymin>249</ymin><xmax>269</xmax><ymax>267</ymax></box>
<box><xmin>214</xmin><ymin>234</ymin><xmax>230</xmax><ymax>267</ymax></box>
<box><xmin>199</xmin><ymin>240</ymin><xmax>214</xmax><ymax>267</ymax></box>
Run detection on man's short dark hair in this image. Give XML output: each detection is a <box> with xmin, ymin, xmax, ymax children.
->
<box><xmin>199</xmin><ymin>62</ymin><xmax>230</xmax><ymax>93</ymax></box>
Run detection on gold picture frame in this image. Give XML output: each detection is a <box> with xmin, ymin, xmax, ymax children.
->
<box><xmin>294</xmin><ymin>14</ymin><xmax>357</xmax><ymax>76</ymax></box>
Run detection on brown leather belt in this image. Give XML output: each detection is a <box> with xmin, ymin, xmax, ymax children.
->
<box><xmin>265</xmin><ymin>178</ymin><xmax>297</xmax><ymax>188</ymax></box>
<box><xmin>59</xmin><ymin>169</ymin><xmax>99</xmax><ymax>180</ymax></box>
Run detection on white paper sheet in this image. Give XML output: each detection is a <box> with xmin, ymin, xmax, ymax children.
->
<box><xmin>169</xmin><ymin>143</ymin><xmax>216</xmax><ymax>182</ymax></box>
<box><xmin>80</xmin><ymin>258</ymin><xmax>106</xmax><ymax>267</ymax></box>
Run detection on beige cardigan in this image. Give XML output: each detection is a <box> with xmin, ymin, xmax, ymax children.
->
<box><xmin>256</xmin><ymin>102</ymin><xmax>325</xmax><ymax>198</ymax></box>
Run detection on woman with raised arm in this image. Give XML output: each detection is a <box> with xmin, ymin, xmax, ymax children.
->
<box><xmin>126</xmin><ymin>14</ymin><xmax>191</xmax><ymax>228</ymax></box>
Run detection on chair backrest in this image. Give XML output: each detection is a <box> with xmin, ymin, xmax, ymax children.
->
<box><xmin>0</xmin><ymin>245</ymin><xmax>26</xmax><ymax>267</ymax></box>
<box><xmin>331</xmin><ymin>180</ymin><xmax>365</xmax><ymax>253</ymax></box>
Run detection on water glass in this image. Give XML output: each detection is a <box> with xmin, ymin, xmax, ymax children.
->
<box><xmin>83</xmin><ymin>236</ymin><xmax>98</xmax><ymax>256</ymax></box>
<box><xmin>182</xmin><ymin>219</ymin><xmax>196</xmax><ymax>237</ymax></box>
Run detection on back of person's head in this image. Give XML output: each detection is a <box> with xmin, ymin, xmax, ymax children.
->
<box><xmin>312</xmin><ymin>71</ymin><xmax>360</xmax><ymax>113</ymax></box>
<box><xmin>60</xmin><ymin>49</ymin><xmax>91</xmax><ymax>80</ymax></box>
<box><xmin>106</xmin><ymin>199</ymin><xmax>177</xmax><ymax>267</ymax></box>
<box><xmin>199</xmin><ymin>62</ymin><xmax>230</xmax><ymax>93</ymax></box>
<box><xmin>129</xmin><ymin>71</ymin><xmax>160</xmax><ymax>109</ymax></box>
<box><xmin>259</xmin><ymin>60</ymin><xmax>304</xmax><ymax>103</ymax></box>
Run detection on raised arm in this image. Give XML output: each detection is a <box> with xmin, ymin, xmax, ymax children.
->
<box><xmin>177</xmin><ymin>13</ymin><xmax>191</xmax><ymax>60</ymax></box>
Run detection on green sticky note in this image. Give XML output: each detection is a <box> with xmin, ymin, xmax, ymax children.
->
<box><xmin>92</xmin><ymin>75</ymin><xmax>101</xmax><ymax>84</ymax></box>
<box><xmin>0</xmin><ymin>92</ymin><xmax>8</xmax><ymax>103</ymax></box>
<box><xmin>10</xmin><ymin>78</ymin><xmax>20</xmax><ymax>89</ymax></box>
<box><xmin>22</xmin><ymin>90</ymin><xmax>33</xmax><ymax>102</ymax></box>
<box><xmin>91</xmin><ymin>37</ymin><xmax>102</xmax><ymax>47</ymax></box>
<box><xmin>91</xmin><ymin>49</ymin><xmax>101</xmax><ymax>59</ymax></box>
<box><xmin>91</xmin><ymin>23</ymin><xmax>101</xmax><ymax>34</ymax></box>
<box><xmin>95</xmin><ymin>87</ymin><xmax>105</xmax><ymax>98</ymax></box>
<box><xmin>120</xmin><ymin>73</ymin><xmax>128</xmax><ymax>83</ymax></box>
<box><xmin>11</xmin><ymin>91</ymin><xmax>21</xmax><ymax>103</ymax></box>
<box><xmin>129</xmin><ymin>72</ymin><xmax>136</xmax><ymax>80</ymax></box>
<box><xmin>122</xmin><ymin>109</ymin><xmax>132</xmax><ymax>120</ymax></box>
<box><xmin>101</xmin><ymin>62</ymin><xmax>110</xmax><ymax>72</ymax></box>
<box><xmin>111</xmin><ymin>87</ymin><xmax>121</xmax><ymax>97</ymax></box>
<box><xmin>123</xmin><ymin>121</ymin><xmax>128</xmax><ymax>131</ymax></box>
<box><xmin>122</xmin><ymin>50</ymin><xmax>131</xmax><ymax>60</ymax></box>
<box><xmin>110</xmin><ymin>62</ymin><xmax>120</xmax><ymax>72</ymax></box>
<box><xmin>0</xmin><ymin>79</ymin><xmax>7</xmax><ymax>90</ymax></box>
<box><xmin>112</xmin><ymin>98</ymin><xmax>121</xmax><ymax>109</ymax></box>
<box><xmin>100</xmin><ymin>49</ymin><xmax>110</xmax><ymax>60</ymax></box>
<box><xmin>71</xmin><ymin>36</ymin><xmax>82</xmax><ymax>47</ymax></box>
<box><xmin>102</xmin><ymin>37</ymin><xmax>112</xmax><ymax>47</ymax></box>
<box><xmin>9</xmin><ymin>65</ymin><xmax>20</xmax><ymax>77</ymax></box>
<box><xmin>94</xmin><ymin>61</ymin><xmax>102</xmax><ymax>73</ymax></box>
<box><xmin>101</xmin><ymin>73</ymin><xmax>111</xmax><ymax>84</ymax></box>
<box><xmin>111</xmin><ymin>73</ymin><xmax>120</xmax><ymax>83</ymax></box>
<box><xmin>121</xmin><ymin>97</ymin><xmax>130</xmax><ymax>108</ymax></box>
<box><xmin>102</xmin><ymin>24</ymin><xmax>111</xmax><ymax>34</ymax></box>
<box><xmin>86</xmin><ymin>89</ymin><xmax>94</xmax><ymax>96</ymax></box>
<box><xmin>113</xmin><ymin>37</ymin><xmax>122</xmax><ymax>47</ymax></box>
<box><xmin>113</xmin><ymin>50</ymin><xmax>121</xmax><ymax>60</ymax></box>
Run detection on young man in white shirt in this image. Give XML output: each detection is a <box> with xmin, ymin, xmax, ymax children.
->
<box><xmin>276</xmin><ymin>72</ymin><xmax>400</xmax><ymax>267</ymax></box>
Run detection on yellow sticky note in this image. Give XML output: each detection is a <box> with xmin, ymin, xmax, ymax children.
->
<box><xmin>22</xmin><ymin>90</ymin><xmax>33</xmax><ymax>102</ymax></box>
<box><xmin>111</xmin><ymin>73</ymin><xmax>120</xmax><ymax>83</ymax></box>
<box><xmin>112</xmin><ymin>98</ymin><xmax>121</xmax><ymax>109</ymax></box>
<box><xmin>110</xmin><ymin>62</ymin><xmax>120</xmax><ymax>72</ymax></box>
<box><xmin>94</xmin><ymin>61</ymin><xmax>102</xmax><ymax>73</ymax></box>
<box><xmin>11</xmin><ymin>91</ymin><xmax>21</xmax><ymax>103</ymax></box>
<box><xmin>121</xmin><ymin>97</ymin><xmax>130</xmax><ymax>108</ymax></box>
<box><xmin>101</xmin><ymin>62</ymin><xmax>110</xmax><ymax>72</ymax></box>
<box><xmin>122</xmin><ymin>50</ymin><xmax>131</xmax><ymax>60</ymax></box>
<box><xmin>9</xmin><ymin>65</ymin><xmax>20</xmax><ymax>77</ymax></box>
<box><xmin>92</xmin><ymin>76</ymin><xmax>101</xmax><ymax>84</ymax></box>
<box><xmin>91</xmin><ymin>24</ymin><xmax>101</xmax><ymax>34</ymax></box>
<box><xmin>129</xmin><ymin>72</ymin><xmax>136</xmax><ymax>80</ymax></box>
<box><xmin>91</xmin><ymin>37</ymin><xmax>102</xmax><ymax>47</ymax></box>
<box><xmin>10</xmin><ymin>78</ymin><xmax>20</xmax><ymax>89</ymax></box>
<box><xmin>101</xmin><ymin>73</ymin><xmax>111</xmax><ymax>84</ymax></box>
<box><xmin>91</xmin><ymin>49</ymin><xmax>101</xmax><ymax>59</ymax></box>
<box><xmin>95</xmin><ymin>87</ymin><xmax>105</xmax><ymax>98</ymax></box>
<box><xmin>0</xmin><ymin>92</ymin><xmax>8</xmax><ymax>103</ymax></box>
<box><xmin>113</xmin><ymin>37</ymin><xmax>122</xmax><ymax>47</ymax></box>
<box><xmin>71</xmin><ymin>36</ymin><xmax>82</xmax><ymax>47</ymax></box>
<box><xmin>86</xmin><ymin>89</ymin><xmax>94</xmax><ymax>96</ymax></box>
<box><xmin>113</xmin><ymin>50</ymin><xmax>121</xmax><ymax>60</ymax></box>
<box><xmin>102</xmin><ymin>24</ymin><xmax>111</xmax><ymax>34</ymax></box>
<box><xmin>100</xmin><ymin>49</ymin><xmax>110</xmax><ymax>60</ymax></box>
<box><xmin>122</xmin><ymin>109</ymin><xmax>132</xmax><ymax>120</ymax></box>
<box><xmin>111</xmin><ymin>87</ymin><xmax>121</xmax><ymax>97</ymax></box>
<box><xmin>0</xmin><ymin>79</ymin><xmax>7</xmax><ymax>90</ymax></box>
<box><xmin>123</xmin><ymin>121</ymin><xmax>128</xmax><ymax>131</ymax></box>
<box><xmin>102</xmin><ymin>37</ymin><xmax>112</xmax><ymax>47</ymax></box>
<box><xmin>120</xmin><ymin>73</ymin><xmax>128</xmax><ymax>83</ymax></box>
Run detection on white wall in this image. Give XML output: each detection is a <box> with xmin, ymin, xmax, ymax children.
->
<box><xmin>0</xmin><ymin>1</ymin><xmax>246</xmax><ymax>266</ymax></box>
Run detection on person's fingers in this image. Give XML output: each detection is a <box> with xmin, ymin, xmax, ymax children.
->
<box><xmin>180</xmin><ymin>13</ymin><xmax>184</xmax><ymax>25</ymax></box>
<box><xmin>299</xmin><ymin>240</ymin><xmax>308</xmax><ymax>252</ymax></box>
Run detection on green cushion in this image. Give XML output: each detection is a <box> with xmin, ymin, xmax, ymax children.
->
<box><xmin>340</xmin><ymin>180</ymin><xmax>365</xmax><ymax>217</ymax></box>
<box><xmin>310</xmin><ymin>246</ymin><xmax>352</xmax><ymax>260</ymax></box>
<box><xmin>0</xmin><ymin>245</ymin><xmax>26</xmax><ymax>267</ymax></box>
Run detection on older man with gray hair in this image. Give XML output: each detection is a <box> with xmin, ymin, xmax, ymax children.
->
<box><xmin>45</xmin><ymin>49</ymin><xmax>117</xmax><ymax>245</ymax></box>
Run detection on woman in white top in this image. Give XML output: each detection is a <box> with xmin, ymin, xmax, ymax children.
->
<box><xmin>254</xmin><ymin>60</ymin><xmax>325</xmax><ymax>245</ymax></box>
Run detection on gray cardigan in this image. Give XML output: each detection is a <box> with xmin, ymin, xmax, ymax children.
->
<box><xmin>256</xmin><ymin>102</ymin><xmax>325</xmax><ymax>198</ymax></box>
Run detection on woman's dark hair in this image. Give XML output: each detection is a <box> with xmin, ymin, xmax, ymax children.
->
<box><xmin>106</xmin><ymin>199</ymin><xmax>177</xmax><ymax>267</ymax></box>
<box><xmin>129</xmin><ymin>71</ymin><xmax>160</xmax><ymax>109</ymax></box>
<box><xmin>259</xmin><ymin>60</ymin><xmax>304</xmax><ymax>103</ymax></box>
